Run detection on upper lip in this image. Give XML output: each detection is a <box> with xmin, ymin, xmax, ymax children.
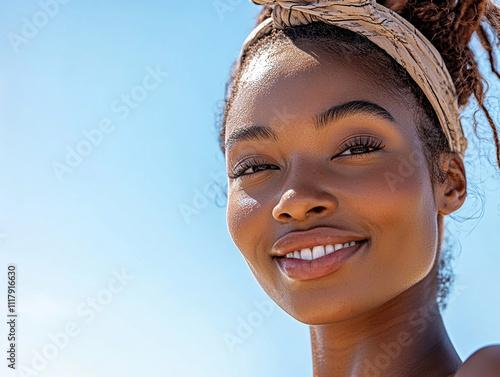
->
<box><xmin>271</xmin><ymin>226</ymin><xmax>368</xmax><ymax>257</ymax></box>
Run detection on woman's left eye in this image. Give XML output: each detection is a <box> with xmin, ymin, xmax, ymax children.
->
<box><xmin>336</xmin><ymin>136</ymin><xmax>385</xmax><ymax>158</ymax></box>
<box><xmin>339</xmin><ymin>145</ymin><xmax>378</xmax><ymax>155</ymax></box>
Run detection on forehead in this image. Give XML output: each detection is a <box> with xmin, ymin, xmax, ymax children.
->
<box><xmin>225</xmin><ymin>41</ymin><xmax>411</xmax><ymax>139</ymax></box>
<box><xmin>239</xmin><ymin>41</ymin><xmax>322</xmax><ymax>87</ymax></box>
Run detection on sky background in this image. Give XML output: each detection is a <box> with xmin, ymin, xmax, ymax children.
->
<box><xmin>0</xmin><ymin>1</ymin><xmax>499</xmax><ymax>376</ymax></box>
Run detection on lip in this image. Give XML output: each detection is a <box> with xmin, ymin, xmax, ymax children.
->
<box><xmin>275</xmin><ymin>240</ymin><xmax>368</xmax><ymax>281</ymax></box>
<box><xmin>271</xmin><ymin>226</ymin><xmax>367</xmax><ymax>258</ymax></box>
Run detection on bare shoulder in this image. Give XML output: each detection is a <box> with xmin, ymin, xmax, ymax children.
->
<box><xmin>454</xmin><ymin>345</ymin><xmax>500</xmax><ymax>377</ymax></box>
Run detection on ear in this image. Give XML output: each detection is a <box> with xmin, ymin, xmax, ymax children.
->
<box><xmin>436</xmin><ymin>152</ymin><xmax>467</xmax><ymax>215</ymax></box>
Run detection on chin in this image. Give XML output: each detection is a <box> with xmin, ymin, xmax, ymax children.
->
<box><xmin>264</xmin><ymin>278</ymin><xmax>426</xmax><ymax>326</ymax></box>
<box><xmin>278</xmin><ymin>299</ymin><xmax>378</xmax><ymax>325</ymax></box>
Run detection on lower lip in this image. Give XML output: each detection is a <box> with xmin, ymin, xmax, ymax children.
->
<box><xmin>274</xmin><ymin>241</ymin><xmax>367</xmax><ymax>281</ymax></box>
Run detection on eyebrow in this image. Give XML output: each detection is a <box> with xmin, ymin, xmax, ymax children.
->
<box><xmin>225</xmin><ymin>124</ymin><xmax>278</xmax><ymax>150</ymax></box>
<box><xmin>314</xmin><ymin>100</ymin><xmax>397</xmax><ymax>130</ymax></box>
<box><xmin>225</xmin><ymin>100</ymin><xmax>396</xmax><ymax>150</ymax></box>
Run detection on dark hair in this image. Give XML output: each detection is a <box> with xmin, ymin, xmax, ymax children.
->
<box><xmin>218</xmin><ymin>1</ymin><xmax>500</xmax><ymax>308</ymax></box>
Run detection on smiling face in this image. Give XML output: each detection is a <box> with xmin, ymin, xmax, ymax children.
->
<box><xmin>224</xmin><ymin>40</ymin><xmax>446</xmax><ymax>324</ymax></box>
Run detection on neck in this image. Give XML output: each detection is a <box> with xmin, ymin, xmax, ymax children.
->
<box><xmin>309</xmin><ymin>274</ymin><xmax>462</xmax><ymax>377</ymax></box>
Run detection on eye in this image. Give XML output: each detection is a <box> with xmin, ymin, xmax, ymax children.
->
<box><xmin>334</xmin><ymin>136</ymin><xmax>385</xmax><ymax>158</ymax></box>
<box><xmin>228</xmin><ymin>157</ymin><xmax>279</xmax><ymax>179</ymax></box>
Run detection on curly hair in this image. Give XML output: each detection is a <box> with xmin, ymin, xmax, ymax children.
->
<box><xmin>218</xmin><ymin>0</ymin><xmax>500</xmax><ymax>308</ymax></box>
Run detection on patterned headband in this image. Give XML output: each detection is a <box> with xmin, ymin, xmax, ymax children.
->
<box><xmin>239</xmin><ymin>0</ymin><xmax>468</xmax><ymax>157</ymax></box>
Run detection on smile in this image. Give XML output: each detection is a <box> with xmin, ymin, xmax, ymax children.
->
<box><xmin>275</xmin><ymin>240</ymin><xmax>368</xmax><ymax>281</ymax></box>
<box><xmin>283</xmin><ymin>241</ymin><xmax>364</xmax><ymax>260</ymax></box>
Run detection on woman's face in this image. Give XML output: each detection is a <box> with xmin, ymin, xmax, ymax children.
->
<box><xmin>224</xmin><ymin>41</ymin><xmax>443</xmax><ymax>324</ymax></box>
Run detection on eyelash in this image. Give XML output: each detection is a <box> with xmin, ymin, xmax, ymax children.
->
<box><xmin>228</xmin><ymin>136</ymin><xmax>385</xmax><ymax>179</ymax></box>
<box><xmin>336</xmin><ymin>136</ymin><xmax>385</xmax><ymax>158</ymax></box>
<box><xmin>228</xmin><ymin>157</ymin><xmax>277</xmax><ymax>179</ymax></box>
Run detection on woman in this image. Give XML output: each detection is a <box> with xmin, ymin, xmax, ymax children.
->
<box><xmin>218</xmin><ymin>0</ymin><xmax>500</xmax><ymax>376</ymax></box>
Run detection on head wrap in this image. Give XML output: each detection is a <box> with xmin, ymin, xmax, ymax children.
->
<box><xmin>240</xmin><ymin>0</ymin><xmax>468</xmax><ymax>157</ymax></box>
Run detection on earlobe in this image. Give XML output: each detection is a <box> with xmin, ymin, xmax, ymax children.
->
<box><xmin>437</xmin><ymin>152</ymin><xmax>467</xmax><ymax>215</ymax></box>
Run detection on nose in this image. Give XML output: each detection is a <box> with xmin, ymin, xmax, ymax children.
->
<box><xmin>272</xmin><ymin>168</ymin><xmax>338</xmax><ymax>223</ymax></box>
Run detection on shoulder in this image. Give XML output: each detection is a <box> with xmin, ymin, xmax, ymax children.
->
<box><xmin>454</xmin><ymin>345</ymin><xmax>500</xmax><ymax>377</ymax></box>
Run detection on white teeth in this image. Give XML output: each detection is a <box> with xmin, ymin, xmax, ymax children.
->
<box><xmin>312</xmin><ymin>246</ymin><xmax>325</xmax><ymax>259</ymax></box>
<box><xmin>284</xmin><ymin>241</ymin><xmax>362</xmax><ymax>260</ymax></box>
<box><xmin>300</xmin><ymin>248</ymin><xmax>313</xmax><ymax>260</ymax></box>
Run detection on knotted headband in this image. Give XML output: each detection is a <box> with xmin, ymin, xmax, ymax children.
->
<box><xmin>240</xmin><ymin>0</ymin><xmax>468</xmax><ymax>157</ymax></box>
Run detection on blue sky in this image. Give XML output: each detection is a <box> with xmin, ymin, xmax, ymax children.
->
<box><xmin>0</xmin><ymin>1</ymin><xmax>499</xmax><ymax>376</ymax></box>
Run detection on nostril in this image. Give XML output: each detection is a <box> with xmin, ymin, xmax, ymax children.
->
<box><xmin>273</xmin><ymin>198</ymin><xmax>336</xmax><ymax>222</ymax></box>
<box><xmin>311</xmin><ymin>206</ymin><xmax>325</xmax><ymax>213</ymax></box>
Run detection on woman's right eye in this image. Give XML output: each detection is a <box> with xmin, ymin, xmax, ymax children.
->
<box><xmin>228</xmin><ymin>158</ymin><xmax>279</xmax><ymax>179</ymax></box>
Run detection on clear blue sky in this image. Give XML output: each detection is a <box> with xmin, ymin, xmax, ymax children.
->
<box><xmin>0</xmin><ymin>1</ymin><xmax>499</xmax><ymax>376</ymax></box>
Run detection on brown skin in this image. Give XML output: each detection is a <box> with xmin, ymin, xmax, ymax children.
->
<box><xmin>223</xmin><ymin>41</ymin><xmax>491</xmax><ymax>377</ymax></box>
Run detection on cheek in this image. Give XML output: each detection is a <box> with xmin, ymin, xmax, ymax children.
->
<box><xmin>352</xmin><ymin>156</ymin><xmax>439</xmax><ymax>288</ymax></box>
<box><xmin>226</xmin><ymin>189</ymin><xmax>263</xmax><ymax>254</ymax></box>
<box><xmin>227</xmin><ymin>189</ymin><xmax>280</xmax><ymax>288</ymax></box>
